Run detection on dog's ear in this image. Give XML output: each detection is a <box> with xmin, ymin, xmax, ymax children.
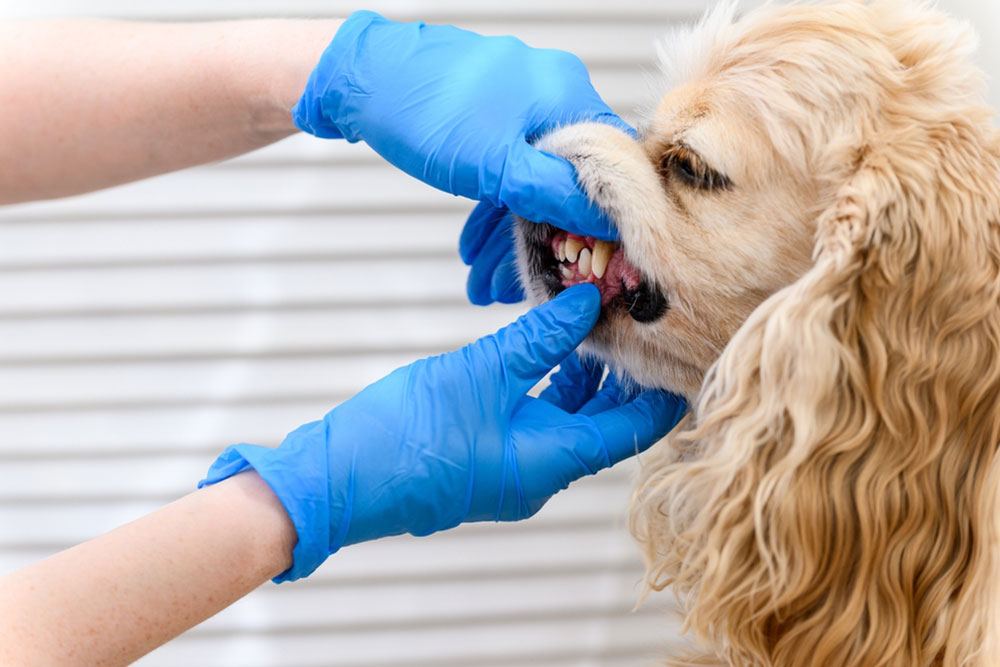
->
<box><xmin>632</xmin><ymin>134</ymin><xmax>1000</xmax><ymax>665</ymax></box>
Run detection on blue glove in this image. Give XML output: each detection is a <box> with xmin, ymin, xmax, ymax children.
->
<box><xmin>459</xmin><ymin>202</ymin><xmax>526</xmax><ymax>305</ymax></box>
<box><xmin>291</xmin><ymin>11</ymin><xmax>633</xmax><ymax>306</ymax></box>
<box><xmin>200</xmin><ymin>284</ymin><xmax>687</xmax><ymax>582</ymax></box>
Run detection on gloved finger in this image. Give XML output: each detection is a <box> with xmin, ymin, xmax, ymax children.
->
<box><xmin>533</xmin><ymin>105</ymin><xmax>636</xmax><ymax>141</ymax></box>
<box><xmin>577</xmin><ymin>370</ymin><xmax>625</xmax><ymax>417</ymax></box>
<box><xmin>588</xmin><ymin>110</ymin><xmax>638</xmax><ymax>139</ymax></box>
<box><xmin>539</xmin><ymin>354</ymin><xmax>604</xmax><ymax>413</ymax></box>
<box><xmin>498</xmin><ymin>141</ymin><xmax>620</xmax><ymax>241</ymax></box>
<box><xmin>488</xmin><ymin>283</ymin><xmax>600</xmax><ymax>396</ymax></box>
<box><xmin>466</xmin><ymin>217</ymin><xmax>516</xmax><ymax>306</ymax></box>
<box><xmin>588</xmin><ymin>390</ymin><xmax>688</xmax><ymax>467</ymax></box>
<box><xmin>523</xmin><ymin>50</ymin><xmax>635</xmax><ymax>138</ymax></box>
<box><xmin>459</xmin><ymin>201</ymin><xmax>507</xmax><ymax>266</ymax></box>
<box><xmin>489</xmin><ymin>249</ymin><xmax>526</xmax><ymax>304</ymax></box>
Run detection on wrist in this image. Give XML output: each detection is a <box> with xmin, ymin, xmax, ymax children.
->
<box><xmin>216</xmin><ymin>472</ymin><xmax>297</xmax><ymax>579</ymax></box>
<box><xmin>240</xmin><ymin>18</ymin><xmax>344</xmax><ymax>139</ymax></box>
<box><xmin>200</xmin><ymin>437</ymin><xmax>337</xmax><ymax>582</ymax></box>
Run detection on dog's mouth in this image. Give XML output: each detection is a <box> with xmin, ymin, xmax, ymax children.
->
<box><xmin>523</xmin><ymin>221</ymin><xmax>669</xmax><ymax>323</ymax></box>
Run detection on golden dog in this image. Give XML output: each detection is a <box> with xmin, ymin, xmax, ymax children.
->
<box><xmin>514</xmin><ymin>1</ymin><xmax>1000</xmax><ymax>664</ymax></box>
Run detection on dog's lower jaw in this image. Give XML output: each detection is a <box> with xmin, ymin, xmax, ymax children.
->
<box><xmin>517</xmin><ymin>233</ymin><xmax>706</xmax><ymax>402</ymax></box>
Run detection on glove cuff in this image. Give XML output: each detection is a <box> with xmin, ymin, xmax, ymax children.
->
<box><xmin>290</xmin><ymin>9</ymin><xmax>385</xmax><ymax>139</ymax></box>
<box><xmin>199</xmin><ymin>439</ymin><xmax>334</xmax><ymax>583</ymax></box>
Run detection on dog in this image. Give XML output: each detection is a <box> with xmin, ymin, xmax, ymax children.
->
<box><xmin>513</xmin><ymin>1</ymin><xmax>1000</xmax><ymax>664</ymax></box>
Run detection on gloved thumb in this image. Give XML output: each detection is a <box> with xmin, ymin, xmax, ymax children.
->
<box><xmin>498</xmin><ymin>141</ymin><xmax>619</xmax><ymax>241</ymax></box>
<box><xmin>489</xmin><ymin>284</ymin><xmax>601</xmax><ymax>397</ymax></box>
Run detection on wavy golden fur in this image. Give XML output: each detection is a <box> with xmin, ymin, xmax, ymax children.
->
<box><xmin>629</xmin><ymin>1</ymin><xmax>1000</xmax><ymax>665</ymax></box>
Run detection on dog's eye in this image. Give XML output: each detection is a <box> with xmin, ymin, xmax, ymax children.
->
<box><xmin>673</xmin><ymin>156</ymin><xmax>699</xmax><ymax>182</ymax></box>
<box><xmin>659</xmin><ymin>145</ymin><xmax>732</xmax><ymax>192</ymax></box>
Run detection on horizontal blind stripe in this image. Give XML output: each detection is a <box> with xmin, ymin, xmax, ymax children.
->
<box><xmin>140</xmin><ymin>616</ymin><xmax>674</xmax><ymax>667</ymax></box>
<box><xmin>0</xmin><ymin>400</ymin><xmax>364</xmax><ymax>455</ymax></box>
<box><xmin>0</xmin><ymin>203</ymin><xmax>470</xmax><ymax>225</ymax></box>
<box><xmin>0</xmin><ymin>1</ymin><xmax>712</xmax><ymax>20</ymax></box>
<box><xmin>146</xmin><ymin>647</ymin><xmax>667</xmax><ymax>667</ymax></box>
<box><xmin>0</xmin><ymin>392</ymin><xmax>344</xmax><ymax>414</ymax></box>
<box><xmin>0</xmin><ymin>305</ymin><xmax>523</xmax><ymax>361</ymax></box>
<box><xmin>0</xmin><ymin>217</ymin><xmax>464</xmax><ymax>268</ymax></box>
<box><xmin>0</xmin><ymin>298</ymin><xmax>475</xmax><ymax>322</ymax></box>
<box><xmin>186</xmin><ymin>606</ymin><xmax>664</xmax><ymax>639</ymax></box>
<box><xmin>0</xmin><ymin>260</ymin><xmax>474</xmax><ymax>315</ymax></box>
<box><xmin>0</xmin><ymin>355</ymin><xmax>470</xmax><ymax>407</ymax></box>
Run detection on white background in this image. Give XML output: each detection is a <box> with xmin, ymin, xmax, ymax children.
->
<box><xmin>0</xmin><ymin>2</ymin><xmax>995</xmax><ymax>666</ymax></box>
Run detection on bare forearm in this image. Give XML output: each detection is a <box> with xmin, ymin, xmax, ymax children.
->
<box><xmin>0</xmin><ymin>472</ymin><xmax>296</xmax><ymax>665</ymax></box>
<box><xmin>0</xmin><ymin>18</ymin><xmax>341</xmax><ymax>204</ymax></box>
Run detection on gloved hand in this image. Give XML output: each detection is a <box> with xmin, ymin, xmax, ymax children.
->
<box><xmin>291</xmin><ymin>11</ymin><xmax>633</xmax><ymax>306</ymax></box>
<box><xmin>459</xmin><ymin>202</ymin><xmax>525</xmax><ymax>305</ymax></box>
<box><xmin>200</xmin><ymin>285</ymin><xmax>687</xmax><ymax>582</ymax></box>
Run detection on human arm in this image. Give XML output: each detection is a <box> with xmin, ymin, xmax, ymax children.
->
<box><xmin>0</xmin><ymin>286</ymin><xmax>686</xmax><ymax>664</ymax></box>
<box><xmin>0</xmin><ymin>471</ymin><xmax>295</xmax><ymax>666</ymax></box>
<box><xmin>0</xmin><ymin>18</ymin><xmax>341</xmax><ymax>205</ymax></box>
<box><xmin>0</xmin><ymin>14</ymin><xmax>623</xmax><ymax>304</ymax></box>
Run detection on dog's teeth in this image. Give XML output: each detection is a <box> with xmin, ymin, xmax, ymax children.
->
<box><xmin>565</xmin><ymin>237</ymin><xmax>584</xmax><ymax>263</ymax></box>
<box><xmin>578</xmin><ymin>248</ymin><xmax>592</xmax><ymax>277</ymax></box>
<box><xmin>557</xmin><ymin>239</ymin><xmax>567</xmax><ymax>262</ymax></box>
<box><xmin>559</xmin><ymin>265</ymin><xmax>573</xmax><ymax>280</ymax></box>
<box><xmin>592</xmin><ymin>241</ymin><xmax>613</xmax><ymax>279</ymax></box>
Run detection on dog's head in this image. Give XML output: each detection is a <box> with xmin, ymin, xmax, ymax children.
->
<box><xmin>515</xmin><ymin>106</ymin><xmax>816</xmax><ymax>399</ymax></box>
<box><xmin>517</xmin><ymin>1</ymin><xmax>1000</xmax><ymax>664</ymax></box>
<box><xmin>515</xmin><ymin>0</ymin><xmax>998</xmax><ymax>402</ymax></box>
